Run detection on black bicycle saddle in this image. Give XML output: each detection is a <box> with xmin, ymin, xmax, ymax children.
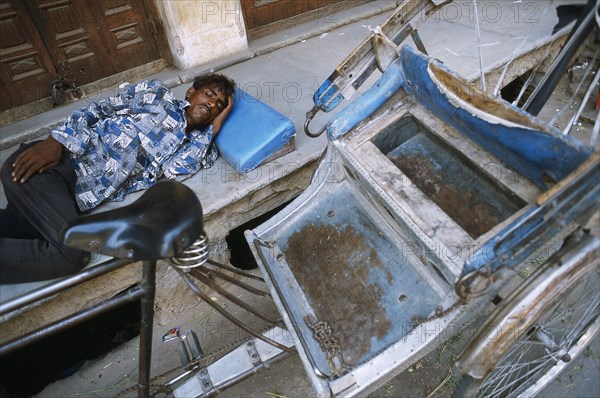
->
<box><xmin>62</xmin><ymin>180</ymin><xmax>204</xmax><ymax>261</ymax></box>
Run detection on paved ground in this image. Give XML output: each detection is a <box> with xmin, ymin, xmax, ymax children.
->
<box><xmin>2</xmin><ymin>1</ymin><xmax>598</xmax><ymax>397</ymax></box>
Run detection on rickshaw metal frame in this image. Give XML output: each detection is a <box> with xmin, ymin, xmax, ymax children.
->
<box><xmin>246</xmin><ymin>38</ymin><xmax>599</xmax><ymax>396</ymax></box>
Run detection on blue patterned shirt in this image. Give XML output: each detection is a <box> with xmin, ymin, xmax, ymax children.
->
<box><xmin>51</xmin><ymin>80</ymin><xmax>217</xmax><ymax>212</ymax></box>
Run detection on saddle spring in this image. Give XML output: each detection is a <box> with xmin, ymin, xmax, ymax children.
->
<box><xmin>169</xmin><ymin>234</ymin><xmax>209</xmax><ymax>271</ymax></box>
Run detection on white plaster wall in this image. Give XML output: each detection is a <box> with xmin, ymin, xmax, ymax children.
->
<box><xmin>155</xmin><ymin>0</ymin><xmax>248</xmax><ymax>70</ymax></box>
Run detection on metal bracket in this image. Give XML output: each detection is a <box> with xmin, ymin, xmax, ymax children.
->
<box><xmin>178</xmin><ymin>330</ymin><xmax>204</xmax><ymax>368</ymax></box>
<box><xmin>455</xmin><ymin>269</ymin><xmax>491</xmax><ymax>299</ymax></box>
<box><xmin>198</xmin><ymin>367</ymin><xmax>213</xmax><ymax>393</ymax></box>
<box><xmin>245</xmin><ymin>341</ymin><xmax>261</xmax><ymax>366</ymax></box>
<box><xmin>304</xmin><ymin>0</ymin><xmax>447</xmax><ymax>137</ymax></box>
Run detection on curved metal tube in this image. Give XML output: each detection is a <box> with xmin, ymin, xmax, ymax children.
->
<box><xmin>189</xmin><ymin>268</ymin><xmax>280</xmax><ymax>324</ymax></box>
<box><xmin>175</xmin><ymin>268</ymin><xmax>295</xmax><ymax>354</ymax></box>
<box><xmin>304</xmin><ymin>106</ymin><xmax>327</xmax><ymax>138</ymax></box>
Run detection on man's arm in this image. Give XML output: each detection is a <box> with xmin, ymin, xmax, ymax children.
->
<box><xmin>11</xmin><ymin>136</ymin><xmax>64</xmax><ymax>183</ymax></box>
<box><xmin>210</xmin><ymin>96</ymin><xmax>234</xmax><ymax>137</ymax></box>
<box><xmin>12</xmin><ymin>92</ymin><xmax>113</xmax><ymax>183</ymax></box>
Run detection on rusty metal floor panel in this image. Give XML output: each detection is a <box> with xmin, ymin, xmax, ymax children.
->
<box><xmin>374</xmin><ymin>114</ymin><xmax>526</xmax><ymax>239</ymax></box>
<box><xmin>251</xmin><ymin>177</ymin><xmax>442</xmax><ymax>378</ymax></box>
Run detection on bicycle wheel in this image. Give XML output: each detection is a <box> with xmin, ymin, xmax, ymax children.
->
<box><xmin>455</xmin><ymin>235</ymin><xmax>600</xmax><ymax>398</ymax></box>
<box><xmin>479</xmin><ymin>271</ymin><xmax>599</xmax><ymax>397</ymax></box>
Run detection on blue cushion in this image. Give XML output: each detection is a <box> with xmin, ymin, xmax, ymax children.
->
<box><xmin>215</xmin><ymin>88</ymin><xmax>295</xmax><ymax>173</ymax></box>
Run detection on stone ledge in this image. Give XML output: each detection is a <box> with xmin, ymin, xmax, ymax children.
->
<box><xmin>0</xmin><ymin>155</ymin><xmax>317</xmax><ymax>345</ymax></box>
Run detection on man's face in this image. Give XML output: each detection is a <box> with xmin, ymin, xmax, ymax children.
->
<box><xmin>185</xmin><ymin>83</ymin><xmax>227</xmax><ymax>128</ymax></box>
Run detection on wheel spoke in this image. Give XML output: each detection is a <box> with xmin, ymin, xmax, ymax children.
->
<box><xmin>563</xmin><ymin>294</ymin><xmax>600</xmax><ymax>343</ymax></box>
<box><xmin>483</xmin><ymin>345</ymin><xmax>542</xmax><ymax>396</ymax></box>
<box><xmin>485</xmin><ymin>358</ymin><xmax>550</xmax><ymax>397</ymax></box>
<box><xmin>476</xmin><ymin>266</ymin><xmax>599</xmax><ymax>398</ymax></box>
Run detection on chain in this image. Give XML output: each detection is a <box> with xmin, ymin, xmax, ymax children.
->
<box><xmin>304</xmin><ymin>314</ymin><xmax>349</xmax><ymax>377</ymax></box>
<box><xmin>304</xmin><ymin>314</ymin><xmax>339</xmax><ymax>357</ymax></box>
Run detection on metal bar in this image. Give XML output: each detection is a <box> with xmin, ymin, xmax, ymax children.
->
<box><xmin>410</xmin><ymin>29</ymin><xmax>428</xmax><ymax>55</ymax></box>
<box><xmin>304</xmin><ymin>0</ymin><xmax>448</xmax><ymax>136</ymax></box>
<box><xmin>206</xmin><ymin>259</ymin><xmax>264</xmax><ymax>282</ymax></box>
<box><xmin>0</xmin><ymin>258</ymin><xmax>131</xmax><ymax>317</ymax></box>
<box><xmin>328</xmin><ymin>0</ymin><xmax>446</xmax><ymax>99</ymax></box>
<box><xmin>563</xmin><ymin>59</ymin><xmax>600</xmax><ymax>135</ymax></box>
<box><xmin>525</xmin><ymin>1</ymin><xmax>598</xmax><ymax>115</ymax></box>
<box><xmin>189</xmin><ymin>269</ymin><xmax>280</xmax><ymax>324</ymax></box>
<box><xmin>175</xmin><ymin>268</ymin><xmax>294</xmax><ymax>354</ymax></box>
<box><xmin>138</xmin><ymin>260</ymin><xmax>157</xmax><ymax>398</ymax></box>
<box><xmin>0</xmin><ymin>255</ymin><xmax>160</xmax><ymax>397</ymax></box>
<box><xmin>0</xmin><ymin>285</ymin><xmax>144</xmax><ymax>356</ymax></box>
<box><xmin>206</xmin><ymin>268</ymin><xmax>271</xmax><ymax>297</ymax></box>
<box><xmin>172</xmin><ymin>327</ymin><xmax>294</xmax><ymax>398</ymax></box>
<box><xmin>208</xmin><ymin>350</ymin><xmax>291</xmax><ymax>396</ymax></box>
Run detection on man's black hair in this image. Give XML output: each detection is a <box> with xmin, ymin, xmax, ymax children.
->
<box><xmin>193</xmin><ymin>73</ymin><xmax>236</xmax><ymax>98</ymax></box>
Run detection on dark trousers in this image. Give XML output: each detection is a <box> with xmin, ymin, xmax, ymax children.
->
<box><xmin>0</xmin><ymin>142</ymin><xmax>89</xmax><ymax>284</ymax></box>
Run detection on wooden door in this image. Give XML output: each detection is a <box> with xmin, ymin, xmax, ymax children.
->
<box><xmin>0</xmin><ymin>0</ymin><xmax>57</xmax><ymax>111</ymax></box>
<box><xmin>86</xmin><ymin>0</ymin><xmax>160</xmax><ymax>72</ymax></box>
<box><xmin>241</xmin><ymin>0</ymin><xmax>346</xmax><ymax>31</ymax></box>
<box><xmin>23</xmin><ymin>0</ymin><xmax>117</xmax><ymax>87</ymax></box>
<box><xmin>0</xmin><ymin>0</ymin><xmax>160</xmax><ymax>112</ymax></box>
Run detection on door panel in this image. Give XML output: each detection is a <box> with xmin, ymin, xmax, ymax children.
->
<box><xmin>242</xmin><ymin>0</ymin><xmax>345</xmax><ymax>31</ymax></box>
<box><xmin>90</xmin><ymin>0</ymin><xmax>159</xmax><ymax>71</ymax></box>
<box><xmin>0</xmin><ymin>0</ymin><xmax>160</xmax><ymax>112</ymax></box>
<box><xmin>0</xmin><ymin>0</ymin><xmax>56</xmax><ymax>111</ymax></box>
<box><xmin>24</xmin><ymin>0</ymin><xmax>116</xmax><ymax>87</ymax></box>
<box><xmin>243</xmin><ymin>0</ymin><xmax>302</xmax><ymax>29</ymax></box>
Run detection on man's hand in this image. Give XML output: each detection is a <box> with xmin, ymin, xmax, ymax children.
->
<box><xmin>12</xmin><ymin>136</ymin><xmax>64</xmax><ymax>183</ymax></box>
<box><xmin>211</xmin><ymin>96</ymin><xmax>234</xmax><ymax>136</ymax></box>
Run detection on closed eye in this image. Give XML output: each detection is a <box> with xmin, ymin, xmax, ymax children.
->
<box><xmin>205</xmin><ymin>89</ymin><xmax>225</xmax><ymax>111</ymax></box>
